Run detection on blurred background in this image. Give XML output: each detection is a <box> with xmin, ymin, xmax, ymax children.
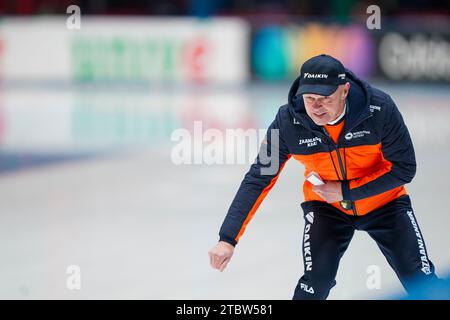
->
<box><xmin>0</xmin><ymin>0</ymin><xmax>449</xmax><ymax>299</ymax></box>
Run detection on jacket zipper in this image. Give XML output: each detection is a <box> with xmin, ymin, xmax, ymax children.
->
<box><xmin>340</xmin><ymin>113</ymin><xmax>374</xmax><ymax>216</ymax></box>
<box><xmin>321</xmin><ymin>127</ymin><xmax>358</xmax><ymax>216</ymax></box>
<box><xmin>300</xmin><ymin>110</ymin><xmax>373</xmax><ymax>215</ymax></box>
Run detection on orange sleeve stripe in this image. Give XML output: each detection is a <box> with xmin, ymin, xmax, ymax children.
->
<box><xmin>235</xmin><ymin>155</ymin><xmax>291</xmax><ymax>243</ymax></box>
<box><xmin>349</xmin><ymin>159</ymin><xmax>393</xmax><ymax>189</ymax></box>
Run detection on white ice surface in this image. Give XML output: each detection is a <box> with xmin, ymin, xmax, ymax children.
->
<box><xmin>0</xmin><ymin>84</ymin><xmax>449</xmax><ymax>299</ymax></box>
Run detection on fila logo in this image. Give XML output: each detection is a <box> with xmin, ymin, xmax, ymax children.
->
<box><xmin>345</xmin><ymin>130</ymin><xmax>371</xmax><ymax>140</ymax></box>
<box><xmin>300</xmin><ymin>283</ymin><xmax>315</xmax><ymax>294</ymax></box>
<box><xmin>338</xmin><ymin>73</ymin><xmax>346</xmax><ymax>79</ymax></box>
<box><xmin>303</xmin><ymin>73</ymin><xmax>328</xmax><ymax>79</ymax></box>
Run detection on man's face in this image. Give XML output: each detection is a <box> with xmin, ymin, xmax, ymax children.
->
<box><xmin>302</xmin><ymin>83</ymin><xmax>350</xmax><ymax>126</ymax></box>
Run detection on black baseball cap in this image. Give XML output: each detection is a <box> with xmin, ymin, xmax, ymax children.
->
<box><xmin>296</xmin><ymin>54</ymin><xmax>347</xmax><ymax>96</ymax></box>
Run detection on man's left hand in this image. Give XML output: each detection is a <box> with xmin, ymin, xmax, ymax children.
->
<box><xmin>312</xmin><ymin>181</ymin><xmax>343</xmax><ymax>203</ymax></box>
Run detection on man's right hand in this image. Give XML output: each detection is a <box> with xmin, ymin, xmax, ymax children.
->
<box><xmin>208</xmin><ymin>241</ymin><xmax>235</xmax><ymax>272</ymax></box>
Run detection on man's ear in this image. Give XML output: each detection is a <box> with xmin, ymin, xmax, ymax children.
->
<box><xmin>342</xmin><ymin>82</ymin><xmax>350</xmax><ymax>100</ymax></box>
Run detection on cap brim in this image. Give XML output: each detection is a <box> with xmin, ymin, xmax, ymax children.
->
<box><xmin>296</xmin><ymin>84</ymin><xmax>338</xmax><ymax>96</ymax></box>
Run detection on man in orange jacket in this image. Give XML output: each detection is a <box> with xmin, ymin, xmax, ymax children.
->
<box><xmin>208</xmin><ymin>54</ymin><xmax>439</xmax><ymax>299</ymax></box>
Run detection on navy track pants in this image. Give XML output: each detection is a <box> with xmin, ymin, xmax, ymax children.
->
<box><xmin>293</xmin><ymin>195</ymin><xmax>439</xmax><ymax>300</ymax></box>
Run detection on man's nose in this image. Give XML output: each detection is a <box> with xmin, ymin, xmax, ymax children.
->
<box><xmin>312</xmin><ymin>103</ymin><xmax>322</xmax><ymax>110</ymax></box>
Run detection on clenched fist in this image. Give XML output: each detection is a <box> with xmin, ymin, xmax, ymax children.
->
<box><xmin>208</xmin><ymin>241</ymin><xmax>235</xmax><ymax>272</ymax></box>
